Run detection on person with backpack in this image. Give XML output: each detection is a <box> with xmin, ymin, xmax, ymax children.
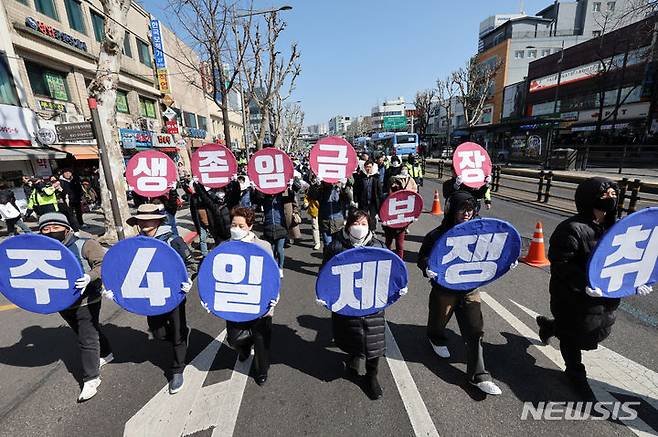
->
<box><xmin>39</xmin><ymin>213</ymin><xmax>111</xmax><ymax>402</ymax></box>
<box><xmin>125</xmin><ymin>204</ymin><xmax>195</xmax><ymax>394</ymax></box>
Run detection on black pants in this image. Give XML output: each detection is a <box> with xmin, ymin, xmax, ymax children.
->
<box><xmin>348</xmin><ymin>355</ymin><xmax>380</xmax><ymax>376</ymax></box>
<box><xmin>427</xmin><ymin>287</ymin><xmax>489</xmax><ymax>382</ymax></box>
<box><xmin>59</xmin><ymin>298</ymin><xmax>112</xmax><ymax>382</ymax></box>
<box><xmin>226</xmin><ymin>316</ymin><xmax>272</xmax><ymax>376</ymax></box>
<box><xmin>147</xmin><ymin>300</ymin><xmax>188</xmax><ymax>375</ymax></box>
<box><xmin>58</xmin><ymin>203</ymin><xmax>80</xmax><ymax>231</ymax></box>
<box><xmin>71</xmin><ymin>201</ymin><xmax>84</xmax><ymax>225</ymax></box>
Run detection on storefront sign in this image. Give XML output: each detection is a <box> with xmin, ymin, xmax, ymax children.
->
<box><xmin>152</xmin><ymin>133</ymin><xmax>174</xmax><ymax>148</ymax></box>
<box><xmin>165</xmin><ymin>120</ymin><xmax>179</xmax><ymax>134</ymax></box>
<box><xmin>55</xmin><ymin>122</ymin><xmax>94</xmax><ymax>142</ymax></box>
<box><xmin>37</xmin><ymin>100</ymin><xmax>67</xmax><ymax>112</ymax></box>
<box><xmin>25</xmin><ymin>17</ymin><xmax>87</xmax><ymax>52</ymax></box>
<box><xmin>0</xmin><ymin>104</ymin><xmax>37</xmax><ymax>147</ymax></box>
<box><xmin>560</xmin><ymin>111</ymin><xmax>579</xmax><ymax>121</ymax></box>
<box><xmin>183</xmin><ymin>127</ymin><xmax>207</xmax><ymax>139</ymax></box>
<box><xmin>162</xmin><ymin>108</ymin><xmax>177</xmax><ymax>120</ymax></box>
<box><xmin>150</xmin><ymin>20</ymin><xmax>166</xmax><ymax>69</ymax></box>
<box><xmin>162</xmin><ymin>95</ymin><xmax>175</xmax><ymax>107</ymax></box>
<box><xmin>119</xmin><ymin>129</ymin><xmax>152</xmax><ymax>149</ymax></box>
<box><xmin>36</xmin><ymin>128</ymin><xmax>56</xmax><ymax>145</ymax></box>
<box><xmin>157</xmin><ymin>68</ymin><xmax>170</xmax><ymax>94</ymax></box>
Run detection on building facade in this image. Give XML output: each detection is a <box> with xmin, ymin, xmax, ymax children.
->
<box><xmin>328</xmin><ymin>115</ymin><xmax>352</xmax><ymax>135</ymax></box>
<box><xmin>370</xmin><ymin>97</ymin><xmax>405</xmax><ymax>132</ymax></box>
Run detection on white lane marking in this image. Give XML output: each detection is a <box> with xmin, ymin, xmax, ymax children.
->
<box><xmin>385</xmin><ymin>323</ymin><xmax>440</xmax><ymax>437</ymax></box>
<box><xmin>481</xmin><ymin>293</ymin><xmax>657</xmax><ymax>437</ymax></box>
<box><xmin>124</xmin><ymin>330</ymin><xmax>253</xmax><ymax>437</ymax></box>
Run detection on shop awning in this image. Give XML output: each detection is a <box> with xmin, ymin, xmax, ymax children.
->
<box><xmin>0</xmin><ymin>147</ymin><xmax>67</xmax><ymax>161</ymax></box>
<box><xmin>51</xmin><ymin>145</ymin><xmax>99</xmax><ymax>160</ymax></box>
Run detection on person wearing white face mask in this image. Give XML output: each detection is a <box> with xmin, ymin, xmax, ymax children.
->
<box><xmin>321</xmin><ymin>209</ymin><xmax>387</xmax><ymax>400</ymax></box>
<box><xmin>225</xmin><ymin>206</ymin><xmax>278</xmax><ymax>386</ymax></box>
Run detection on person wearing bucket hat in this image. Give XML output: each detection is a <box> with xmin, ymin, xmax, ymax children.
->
<box><xmin>38</xmin><ymin>212</ymin><xmax>112</xmax><ymax>402</ymax></box>
<box><xmin>125</xmin><ymin>203</ymin><xmax>195</xmax><ymax>394</ymax></box>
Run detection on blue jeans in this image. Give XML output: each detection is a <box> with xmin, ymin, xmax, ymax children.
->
<box><xmin>321</xmin><ymin>230</ymin><xmax>333</xmax><ymax>246</ymax></box>
<box><xmin>199</xmin><ymin>226</ymin><xmax>209</xmax><ymax>256</ymax></box>
<box><xmin>166</xmin><ymin>211</ymin><xmax>179</xmax><ymax>237</ymax></box>
<box><xmin>271</xmin><ymin>237</ymin><xmax>285</xmax><ymax>269</ymax></box>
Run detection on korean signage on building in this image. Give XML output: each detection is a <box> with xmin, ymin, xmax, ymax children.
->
<box><xmin>119</xmin><ymin>129</ymin><xmax>152</xmax><ymax>149</ymax></box>
<box><xmin>151</xmin><ymin>133</ymin><xmax>174</xmax><ymax>148</ymax></box>
<box><xmin>55</xmin><ymin>122</ymin><xmax>95</xmax><ymax>142</ymax></box>
<box><xmin>183</xmin><ymin>127</ymin><xmax>207</xmax><ymax>139</ymax></box>
<box><xmin>25</xmin><ymin>17</ymin><xmax>87</xmax><ymax>52</ymax></box>
<box><xmin>150</xmin><ymin>20</ymin><xmax>170</xmax><ymax>93</ymax></box>
<box><xmin>0</xmin><ymin>104</ymin><xmax>37</xmax><ymax>147</ymax></box>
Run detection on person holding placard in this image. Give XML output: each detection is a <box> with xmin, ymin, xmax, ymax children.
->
<box><xmin>417</xmin><ymin>192</ymin><xmax>502</xmax><ymax>396</ymax></box>
<box><xmin>321</xmin><ymin>209</ymin><xmax>387</xmax><ymax>400</ymax></box>
<box><xmin>224</xmin><ymin>206</ymin><xmax>279</xmax><ymax>386</ymax></box>
<box><xmin>535</xmin><ymin>177</ymin><xmax>653</xmax><ymax>397</ymax></box>
<box><xmin>38</xmin><ymin>213</ymin><xmax>112</xmax><ymax>402</ymax></box>
<box><xmin>125</xmin><ymin>204</ymin><xmax>195</xmax><ymax>394</ymax></box>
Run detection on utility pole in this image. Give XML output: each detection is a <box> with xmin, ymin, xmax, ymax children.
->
<box><xmin>88</xmin><ymin>97</ymin><xmax>125</xmax><ymax>241</ymax></box>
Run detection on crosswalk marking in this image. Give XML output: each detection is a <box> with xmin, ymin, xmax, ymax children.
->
<box><xmin>386</xmin><ymin>323</ymin><xmax>440</xmax><ymax>437</ymax></box>
<box><xmin>480</xmin><ymin>292</ymin><xmax>657</xmax><ymax>437</ymax></box>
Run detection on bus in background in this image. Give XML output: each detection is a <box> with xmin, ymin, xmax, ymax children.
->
<box><xmin>353</xmin><ymin>136</ymin><xmax>371</xmax><ymax>154</ymax></box>
<box><xmin>370</xmin><ymin>132</ymin><xmax>419</xmax><ymax>157</ymax></box>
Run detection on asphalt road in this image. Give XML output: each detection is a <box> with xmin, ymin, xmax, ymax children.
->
<box><xmin>0</xmin><ymin>179</ymin><xmax>656</xmax><ymax>437</ymax></box>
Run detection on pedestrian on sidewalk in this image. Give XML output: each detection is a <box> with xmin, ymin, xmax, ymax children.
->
<box><xmin>38</xmin><ymin>213</ymin><xmax>112</xmax><ymax>402</ymax></box>
<box><xmin>321</xmin><ymin>209</ymin><xmax>386</xmax><ymax>400</ymax></box>
<box><xmin>0</xmin><ymin>185</ymin><xmax>31</xmax><ymax>235</ymax></box>
<box><xmin>125</xmin><ymin>204</ymin><xmax>195</xmax><ymax>394</ymax></box>
<box><xmin>59</xmin><ymin>168</ymin><xmax>85</xmax><ymax>227</ymax></box>
<box><xmin>417</xmin><ymin>191</ymin><xmax>503</xmax><ymax>396</ymax></box>
<box><xmin>225</xmin><ymin>206</ymin><xmax>279</xmax><ymax>386</ymax></box>
<box><xmin>535</xmin><ymin>177</ymin><xmax>653</xmax><ymax>397</ymax></box>
<box><xmin>154</xmin><ymin>186</ymin><xmax>181</xmax><ymax>238</ymax></box>
<box><xmin>382</xmin><ymin>175</ymin><xmax>417</xmax><ymax>259</ymax></box>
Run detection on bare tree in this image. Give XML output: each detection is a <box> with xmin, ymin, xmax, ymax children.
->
<box><xmin>166</xmin><ymin>0</ymin><xmax>251</xmax><ymax>147</ymax></box>
<box><xmin>242</xmin><ymin>11</ymin><xmax>301</xmax><ymax>150</ymax></box>
<box><xmin>87</xmin><ymin>0</ymin><xmax>136</xmax><ymax>242</ymax></box>
<box><xmin>280</xmin><ymin>102</ymin><xmax>304</xmax><ymax>152</ymax></box>
<box><xmin>451</xmin><ymin>57</ymin><xmax>502</xmax><ymax>128</ymax></box>
<box><xmin>345</xmin><ymin>117</ymin><xmax>371</xmax><ymax>140</ymax></box>
<box><xmin>436</xmin><ymin>76</ymin><xmax>458</xmax><ymax>148</ymax></box>
<box><xmin>413</xmin><ymin>89</ymin><xmax>436</xmax><ymax>137</ymax></box>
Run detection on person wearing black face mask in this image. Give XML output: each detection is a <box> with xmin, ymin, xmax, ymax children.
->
<box><xmin>535</xmin><ymin>177</ymin><xmax>653</xmax><ymax>398</ymax></box>
<box><xmin>38</xmin><ymin>213</ymin><xmax>112</xmax><ymax>402</ymax></box>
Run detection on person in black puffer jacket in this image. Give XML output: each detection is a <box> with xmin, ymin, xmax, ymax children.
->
<box><xmin>321</xmin><ymin>209</ymin><xmax>386</xmax><ymax>400</ymax></box>
<box><xmin>534</xmin><ymin>177</ymin><xmax>649</xmax><ymax>396</ymax></box>
<box><xmin>417</xmin><ymin>190</ymin><xmax>503</xmax><ymax>396</ymax></box>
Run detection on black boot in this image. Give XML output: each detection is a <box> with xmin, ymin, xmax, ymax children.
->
<box><xmin>536</xmin><ymin>315</ymin><xmax>555</xmax><ymax>345</ymax></box>
<box><xmin>344</xmin><ymin>355</ymin><xmax>360</xmax><ymax>380</ymax></box>
<box><xmin>365</xmin><ymin>358</ymin><xmax>382</xmax><ymax>400</ymax></box>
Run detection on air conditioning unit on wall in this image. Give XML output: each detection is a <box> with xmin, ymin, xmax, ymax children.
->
<box><xmin>62</xmin><ymin>113</ymin><xmax>85</xmax><ymax>123</ymax></box>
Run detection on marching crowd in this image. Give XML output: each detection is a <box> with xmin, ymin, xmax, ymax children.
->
<box><xmin>1</xmin><ymin>150</ymin><xmax>654</xmax><ymax>408</ymax></box>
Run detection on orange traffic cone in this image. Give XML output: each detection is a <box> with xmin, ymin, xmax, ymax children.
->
<box><xmin>521</xmin><ymin>222</ymin><xmax>550</xmax><ymax>267</ymax></box>
<box><xmin>431</xmin><ymin>190</ymin><xmax>443</xmax><ymax>215</ymax></box>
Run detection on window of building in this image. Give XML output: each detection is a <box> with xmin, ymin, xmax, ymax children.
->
<box><xmin>16</xmin><ymin>0</ymin><xmax>29</xmax><ymax>5</ymax></box>
<box><xmin>515</xmin><ymin>50</ymin><xmax>525</xmax><ymax>59</ymax></box>
<box><xmin>593</xmin><ymin>2</ymin><xmax>601</xmax><ymax>11</ymax></box>
<box><xmin>91</xmin><ymin>11</ymin><xmax>105</xmax><ymax>42</ymax></box>
<box><xmin>528</xmin><ymin>50</ymin><xmax>537</xmax><ymax>59</ymax></box>
<box><xmin>35</xmin><ymin>0</ymin><xmax>59</xmax><ymax>20</ymax></box>
<box><xmin>136</xmin><ymin>38</ymin><xmax>152</xmax><ymax>67</ymax></box>
<box><xmin>122</xmin><ymin>32</ymin><xmax>132</xmax><ymax>58</ymax></box>
<box><xmin>593</xmin><ymin>30</ymin><xmax>602</xmax><ymax>37</ymax></box>
<box><xmin>183</xmin><ymin>111</ymin><xmax>197</xmax><ymax>128</ymax></box>
<box><xmin>139</xmin><ymin>96</ymin><xmax>156</xmax><ymax>118</ymax></box>
<box><xmin>116</xmin><ymin>90</ymin><xmax>129</xmax><ymax>113</ymax></box>
<box><xmin>197</xmin><ymin>115</ymin><xmax>207</xmax><ymax>131</ymax></box>
<box><xmin>607</xmin><ymin>1</ymin><xmax>616</xmax><ymax>11</ymax></box>
<box><xmin>26</xmin><ymin>62</ymin><xmax>70</xmax><ymax>101</ymax></box>
<box><xmin>64</xmin><ymin>0</ymin><xmax>86</xmax><ymax>33</ymax></box>
<box><xmin>541</xmin><ymin>49</ymin><xmax>552</xmax><ymax>57</ymax></box>
<box><xmin>0</xmin><ymin>56</ymin><xmax>20</xmax><ymax>106</ymax></box>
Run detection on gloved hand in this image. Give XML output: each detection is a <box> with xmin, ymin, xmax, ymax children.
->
<box><xmin>399</xmin><ymin>287</ymin><xmax>408</xmax><ymax>296</ymax></box>
<box><xmin>75</xmin><ymin>274</ymin><xmax>91</xmax><ymax>294</ymax></box>
<box><xmin>315</xmin><ymin>298</ymin><xmax>328</xmax><ymax>308</ymax></box>
<box><xmin>509</xmin><ymin>260</ymin><xmax>519</xmax><ymax>270</ymax></box>
<box><xmin>636</xmin><ymin>284</ymin><xmax>653</xmax><ymax>296</ymax></box>
<box><xmin>585</xmin><ymin>286</ymin><xmax>604</xmax><ymax>297</ymax></box>
<box><xmin>201</xmin><ymin>301</ymin><xmax>211</xmax><ymax>313</ymax></box>
<box><xmin>485</xmin><ymin>203</ymin><xmax>492</xmax><ymax>210</ymax></box>
<box><xmin>181</xmin><ymin>279</ymin><xmax>193</xmax><ymax>294</ymax></box>
<box><xmin>425</xmin><ymin>269</ymin><xmax>438</xmax><ymax>280</ymax></box>
<box><xmin>485</xmin><ymin>175</ymin><xmax>492</xmax><ymax>185</ymax></box>
<box><xmin>101</xmin><ymin>289</ymin><xmax>114</xmax><ymax>301</ymax></box>
<box><xmin>265</xmin><ymin>296</ymin><xmax>279</xmax><ymax>317</ymax></box>
<box><xmin>454</xmin><ymin>175</ymin><xmax>463</xmax><ymax>189</ymax></box>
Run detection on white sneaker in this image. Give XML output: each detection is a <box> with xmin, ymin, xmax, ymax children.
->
<box><xmin>279</xmin><ymin>269</ymin><xmax>284</xmax><ymax>278</ymax></box>
<box><xmin>471</xmin><ymin>380</ymin><xmax>502</xmax><ymax>396</ymax></box>
<box><xmin>99</xmin><ymin>353</ymin><xmax>114</xmax><ymax>368</ymax></box>
<box><xmin>430</xmin><ymin>341</ymin><xmax>450</xmax><ymax>358</ymax></box>
<box><xmin>78</xmin><ymin>377</ymin><xmax>101</xmax><ymax>402</ymax></box>
<box><xmin>313</xmin><ymin>243</ymin><xmax>321</xmax><ymax>250</ymax></box>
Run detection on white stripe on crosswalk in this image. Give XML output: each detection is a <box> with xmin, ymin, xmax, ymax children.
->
<box><xmin>480</xmin><ymin>292</ymin><xmax>657</xmax><ymax>437</ymax></box>
<box><xmin>386</xmin><ymin>323</ymin><xmax>440</xmax><ymax>437</ymax></box>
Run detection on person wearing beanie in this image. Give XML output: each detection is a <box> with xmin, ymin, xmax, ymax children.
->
<box><xmin>535</xmin><ymin>177</ymin><xmax>653</xmax><ymax>397</ymax></box>
<box><xmin>125</xmin><ymin>203</ymin><xmax>195</xmax><ymax>394</ymax></box>
<box><xmin>38</xmin><ymin>213</ymin><xmax>111</xmax><ymax>402</ymax></box>
<box><xmin>417</xmin><ymin>191</ymin><xmax>503</xmax><ymax>396</ymax></box>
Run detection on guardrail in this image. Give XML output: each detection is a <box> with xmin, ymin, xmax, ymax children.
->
<box><xmin>425</xmin><ymin>159</ymin><xmax>658</xmax><ymax>216</ymax></box>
